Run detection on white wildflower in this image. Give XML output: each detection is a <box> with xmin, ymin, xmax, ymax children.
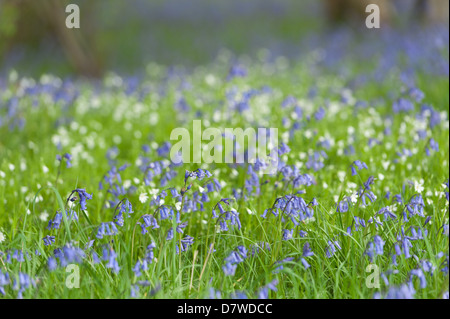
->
<box><xmin>139</xmin><ymin>193</ymin><xmax>149</xmax><ymax>203</ymax></box>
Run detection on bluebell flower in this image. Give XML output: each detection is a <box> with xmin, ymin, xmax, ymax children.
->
<box><xmin>236</xmin><ymin>246</ymin><xmax>247</xmax><ymax>259</ymax></box>
<box><xmin>96</xmin><ymin>222</ymin><xmax>118</xmax><ymax>239</ymax></box>
<box><xmin>374</xmin><ymin>284</ymin><xmax>415</xmax><ymax>299</ymax></box>
<box><xmin>250</xmin><ymin>242</ymin><xmax>271</xmax><ymax>256</ymax></box>
<box><xmin>166</xmin><ymin>228</ymin><xmax>174</xmax><ymax>241</ymax></box>
<box><xmin>314</xmin><ymin>107</ymin><xmax>326</xmax><ymax>121</ymax></box>
<box><xmin>365</xmin><ymin>235</ymin><xmax>385</xmax><ymax>262</ymax></box>
<box><xmin>104</xmin><ymin>248</ymin><xmax>120</xmax><ymax>274</ymax></box>
<box><xmin>230</xmin><ymin>291</ymin><xmax>248</xmax><ymax>299</ymax></box>
<box><xmin>326</xmin><ymin>240</ymin><xmax>341</xmax><ymax>258</ymax></box>
<box><xmin>350</xmin><ymin>160</ymin><xmax>368</xmax><ymax>176</ymax></box>
<box><xmin>130</xmin><ymin>285</ymin><xmax>139</xmax><ymax>298</ymax></box>
<box><xmin>46</xmin><ymin>256</ymin><xmax>57</xmax><ymax>271</ymax></box>
<box><xmin>144</xmin><ymin>242</ymin><xmax>157</xmax><ymax>264</ymax></box>
<box><xmin>209</xmin><ymin>288</ymin><xmax>222</xmax><ymax>299</ymax></box>
<box><xmin>205</xmin><ymin>179</ymin><xmax>221</xmax><ymax>193</ymax></box>
<box><xmin>156</xmin><ymin>142</ymin><xmax>171</xmax><ymax>157</ymax></box>
<box><xmin>257</xmin><ymin>279</ymin><xmax>278</xmax><ymax>299</ymax></box>
<box><xmin>337</xmin><ymin>199</ymin><xmax>349</xmax><ymax>213</ymax></box>
<box><xmin>377</xmin><ymin>207</ymin><xmax>397</xmax><ymax>221</ymax></box>
<box><xmin>417</xmin><ymin>129</ymin><xmax>427</xmax><ymax>140</ymax></box>
<box><xmin>357</xmin><ymin>188</ymin><xmax>377</xmax><ymax>206</ymax></box>
<box><xmin>74</xmin><ymin>188</ymin><xmax>93</xmax><ymax>210</ymax></box>
<box><xmin>300</xmin><ymin>258</ymin><xmax>310</xmax><ymax>269</ymax></box>
<box><xmin>277</xmin><ymin>143</ymin><xmax>291</xmax><ymax>156</ymax></box>
<box><xmin>11</xmin><ymin>250</ymin><xmax>25</xmax><ymax>263</ymax></box>
<box><xmin>373</xmin><ymin>235</ymin><xmax>385</xmax><ymax>255</ymax></box>
<box><xmin>184</xmin><ymin>169</ymin><xmax>212</xmax><ymax>184</ymax></box>
<box><xmin>440</xmin><ymin>254</ymin><xmax>449</xmax><ymax>274</ymax></box>
<box><xmin>133</xmin><ymin>261</ymin><xmax>143</xmax><ymax>277</ymax></box>
<box><xmin>227</xmin><ymin>64</ymin><xmax>247</xmax><ymax>81</ymax></box>
<box><xmin>273</xmin><ymin>257</ymin><xmax>295</xmax><ymax>273</ymax></box>
<box><xmin>57</xmin><ymin>153</ymin><xmax>72</xmax><ymax>168</ymax></box>
<box><xmin>407</xmin><ymin>87</ymin><xmax>424</xmax><ymax>102</ymax></box>
<box><xmin>225</xmin><ymin>251</ymin><xmax>245</xmax><ymax>265</ymax></box>
<box><xmin>159</xmin><ymin>205</ymin><xmax>173</xmax><ymax>220</ymax></box>
<box><xmin>402</xmin><ymin>238</ymin><xmax>412</xmax><ymax>259</ymax></box>
<box><xmin>429</xmin><ymin>108</ymin><xmax>441</xmax><ymax>129</ymax></box>
<box><xmin>305</xmin><ymin>151</ymin><xmax>327</xmax><ymax>171</ymax></box>
<box><xmin>353</xmin><ymin>216</ymin><xmax>366</xmax><ymax>231</ymax></box>
<box><xmin>219</xmin><ymin>220</ymin><xmax>229</xmax><ymax>232</ymax></box>
<box><xmin>0</xmin><ymin>270</ymin><xmax>10</xmax><ymax>295</ymax></box>
<box><xmin>176</xmin><ymin>235</ymin><xmax>194</xmax><ymax>254</ymax></box>
<box><xmin>392</xmin><ymin>98</ymin><xmax>414</xmax><ymax>113</ymax></box>
<box><xmin>282</xmin><ymin>229</ymin><xmax>294</xmax><ymax>241</ymax></box>
<box><xmin>302</xmin><ymin>242</ymin><xmax>314</xmax><ymax>258</ymax></box>
<box><xmin>442</xmin><ymin>224</ymin><xmax>449</xmax><ymax>236</ymax></box>
<box><xmin>42</xmin><ymin>235</ymin><xmax>56</xmax><ymax>246</ymax></box>
<box><xmin>281</xmin><ymin>95</ymin><xmax>297</xmax><ymax>108</ymax></box>
<box><xmin>12</xmin><ymin>272</ymin><xmax>36</xmax><ymax>299</ymax></box>
<box><xmin>141</xmin><ymin>214</ymin><xmax>159</xmax><ymax>230</ymax></box>
<box><xmin>410</xmin><ymin>269</ymin><xmax>427</xmax><ymax>289</ymax></box>
<box><xmin>405</xmin><ymin>194</ymin><xmax>425</xmax><ymax>219</ymax></box>
<box><xmin>345</xmin><ymin>226</ymin><xmax>352</xmax><ymax>236</ymax></box>
<box><xmin>223</xmin><ymin>262</ymin><xmax>237</xmax><ymax>276</ymax></box>
<box><xmin>420</xmin><ymin>260</ymin><xmax>435</xmax><ymax>275</ymax></box>
<box><xmin>91</xmin><ymin>251</ymin><xmax>100</xmax><ymax>264</ymax></box>
<box><xmin>47</xmin><ymin>212</ymin><xmax>63</xmax><ymax>230</ymax></box>
<box><xmin>425</xmin><ymin>138</ymin><xmax>439</xmax><ymax>156</ymax></box>
<box><xmin>363</xmin><ymin>176</ymin><xmax>375</xmax><ymax>190</ymax></box>
<box><xmin>113</xmin><ymin>212</ymin><xmax>124</xmax><ymax>227</ymax></box>
<box><xmin>344</xmin><ymin>144</ymin><xmax>356</xmax><ymax>155</ymax></box>
<box><xmin>223</xmin><ymin>245</ymin><xmax>248</xmax><ymax>276</ymax></box>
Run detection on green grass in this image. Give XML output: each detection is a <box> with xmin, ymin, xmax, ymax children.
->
<box><xmin>0</xmin><ymin>46</ymin><xmax>449</xmax><ymax>299</ymax></box>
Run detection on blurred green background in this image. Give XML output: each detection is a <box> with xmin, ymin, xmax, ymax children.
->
<box><xmin>0</xmin><ymin>0</ymin><xmax>448</xmax><ymax>77</ymax></box>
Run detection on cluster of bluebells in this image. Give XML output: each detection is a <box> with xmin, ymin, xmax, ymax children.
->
<box><xmin>374</xmin><ymin>256</ymin><xmax>440</xmax><ymax>299</ymax></box>
<box><xmin>209</xmin><ymin>279</ymin><xmax>279</xmax><ymax>299</ymax></box>
<box><xmin>42</xmin><ymin>235</ymin><xmax>56</xmax><ymax>246</ymax></box>
<box><xmin>212</xmin><ymin>198</ymin><xmax>242</xmax><ymax>232</ymax></box>
<box><xmin>273</xmin><ymin>242</ymin><xmax>315</xmax><ymax>272</ymax></box>
<box><xmin>97</xmin><ymin>199</ymin><xmax>134</xmax><ymax>239</ymax></box>
<box><xmin>175</xmin><ymin>236</ymin><xmax>195</xmax><ymax>254</ymax></box>
<box><xmin>365</xmin><ymin>235</ymin><xmax>385</xmax><ymax>262</ymax></box>
<box><xmin>73</xmin><ymin>188</ymin><xmax>93</xmax><ymax>211</ymax></box>
<box><xmin>223</xmin><ymin>246</ymin><xmax>247</xmax><ymax>276</ymax></box>
<box><xmin>325</xmin><ymin>240</ymin><xmax>342</xmax><ymax>258</ymax></box>
<box><xmin>56</xmin><ymin>153</ymin><xmax>73</xmax><ymax>168</ymax></box>
<box><xmin>350</xmin><ymin>160</ymin><xmax>368</xmax><ymax>176</ymax></box>
<box><xmin>99</xmin><ymin>162</ymin><xmax>131</xmax><ymax>208</ymax></box>
<box><xmin>279</xmin><ymin>165</ymin><xmax>315</xmax><ymax>188</ymax></box>
<box><xmin>0</xmin><ymin>270</ymin><xmax>36</xmax><ymax>298</ymax></box>
<box><xmin>184</xmin><ymin>168</ymin><xmax>212</xmax><ymax>184</ymax></box>
<box><xmin>0</xmin><ymin>22</ymin><xmax>448</xmax><ymax>301</ymax></box>
<box><xmin>133</xmin><ymin>242</ymin><xmax>157</xmax><ymax>278</ymax></box>
<box><xmin>89</xmin><ymin>245</ymin><xmax>120</xmax><ymax>274</ymax></box>
<box><xmin>262</xmin><ymin>194</ymin><xmax>317</xmax><ymax>227</ymax></box>
<box><xmin>1</xmin><ymin>250</ymin><xmax>28</xmax><ymax>263</ymax></box>
<box><xmin>47</xmin><ymin>209</ymin><xmax>78</xmax><ymax>230</ymax></box>
<box><xmin>48</xmin><ymin>243</ymin><xmax>86</xmax><ymax>270</ymax></box>
<box><xmin>257</xmin><ymin>279</ymin><xmax>279</xmax><ymax>299</ymax></box>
